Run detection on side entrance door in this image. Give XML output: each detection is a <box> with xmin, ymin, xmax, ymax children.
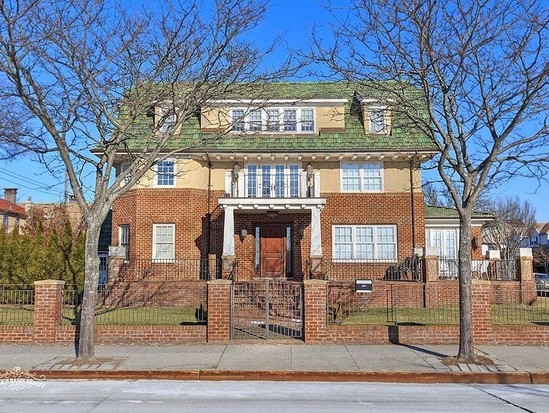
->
<box><xmin>260</xmin><ymin>225</ymin><xmax>286</xmax><ymax>277</ymax></box>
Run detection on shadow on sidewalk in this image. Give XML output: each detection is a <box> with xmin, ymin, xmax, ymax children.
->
<box><xmin>388</xmin><ymin>325</ymin><xmax>449</xmax><ymax>358</ymax></box>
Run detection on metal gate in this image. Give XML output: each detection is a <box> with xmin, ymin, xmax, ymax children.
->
<box><xmin>231</xmin><ymin>279</ymin><xmax>303</xmax><ymax>340</ymax></box>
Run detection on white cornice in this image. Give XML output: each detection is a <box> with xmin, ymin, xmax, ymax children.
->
<box><xmin>205</xmin><ymin>99</ymin><xmax>348</xmax><ymax>105</ymax></box>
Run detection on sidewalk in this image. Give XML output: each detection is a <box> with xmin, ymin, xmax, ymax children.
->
<box><xmin>0</xmin><ymin>343</ymin><xmax>548</xmax><ymax>383</ymax></box>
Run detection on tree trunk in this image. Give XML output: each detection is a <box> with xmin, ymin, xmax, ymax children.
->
<box><xmin>457</xmin><ymin>211</ymin><xmax>475</xmax><ymax>362</ymax></box>
<box><xmin>77</xmin><ymin>221</ymin><xmax>101</xmax><ymax>359</ymax></box>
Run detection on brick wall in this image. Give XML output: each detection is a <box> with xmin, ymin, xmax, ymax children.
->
<box><xmin>112</xmin><ymin>189</ymin><xmax>424</xmax><ymax>281</ymax></box>
<box><xmin>1</xmin><ymin>279</ymin><xmax>549</xmax><ymax>345</ymax></box>
<box><xmin>321</xmin><ymin>192</ymin><xmax>425</xmax><ymax>260</ymax></box>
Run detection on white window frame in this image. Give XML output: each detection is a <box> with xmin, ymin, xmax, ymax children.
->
<box><xmin>119</xmin><ymin>224</ymin><xmax>130</xmax><ymax>261</ymax></box>
<box><xmin>426</xmin><ymin>228</ymin><xmax>458</xmax><ymax>259</ymax></box>
<box><xmin>341</xmin><ymin>162</ymin><xmax>383</xmax><ymax>192</ymax></box>
<box><xmin>231</xmin><ymin>109</ymin><xmax>245</xmax><ymax>132</ymax></box>
<box><xmin>155</xmin><ymin>159</ymin><xmax>176</xmax><ymax>187</ymax></box>
<box><xmin>332</xmin><ymin>225</ymin><xmax>397</xmax><ymax>262</ymax></box>
<box><xmin>245</xmin><ymin>163</ymin><xmax>301</xmax><ymax>198</ymax></box>
<box><xmin>157</xmin><ymin>103</ymin><xmax>178</xmax><ymax>134</ymax></box>
<box><xmin>368</xmin><ymin>107</ymin><xmax>387</xmax><ymax>134</ymax></box>
<box><xmin>152</xmin><ymin>223</ymin><xmax>175</xmax><ymax>261</ymax></box>
<box><xmin>229</xmin><ymin>107</ymin><xmax>316</xmax><ymax>134</ymax></box>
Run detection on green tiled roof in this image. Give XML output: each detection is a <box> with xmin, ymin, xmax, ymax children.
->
<box><xmin>121</xmin><ymin>82</ymin><xmax>437</xmax><ymax>154</ymax></box>
<box><xmin>425</xmin><ymin>205</ymin><xmax>494</xmax><ymax>219</ymax></box>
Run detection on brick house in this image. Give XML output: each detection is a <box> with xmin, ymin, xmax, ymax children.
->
<box><xmin>0</xmin><ymin>188</ymin><xmax>26</xmax><ymax>233</ymax></box>
<box><xmin>110</xmin><ymin>82</ymin><xmax>439</xmax><ymax>281</ymax></box>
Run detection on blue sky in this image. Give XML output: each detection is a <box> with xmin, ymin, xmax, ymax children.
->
<box><xmin>1</xmin><ymin>0</ymin><xmax>547</xmax><ymax>221</ymax></box>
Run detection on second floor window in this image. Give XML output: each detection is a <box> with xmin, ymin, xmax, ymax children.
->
<box><xmin>341</xmin><ymin>162</ymin><xmax>382</xmax><ymax>192</ymax></box>
<box><xmin>156</xmin><ymin>160</ymin><xmax>175</xmax><ymax>186</ymax></box>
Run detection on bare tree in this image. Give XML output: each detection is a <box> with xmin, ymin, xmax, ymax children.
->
<box><xmin>534</xmin><ymin>245</ymin><xmax>549</xmax><ymax>273</ymax></box>
<box><xmin>0</xmin><ymin>0</ymin><xmax>291</xmax><ymax>358</ymax></box>
<box><xmin>482</xmin><ymin>196</ymin><xmax>536</xmax><ymax>260</ymax></box>
<box><xmin>311</xmin><ymin>0</ymin><xmax>549</xmax><ymax>361</ymax></box>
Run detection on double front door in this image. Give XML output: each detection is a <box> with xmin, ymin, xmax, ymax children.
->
<box><xmin>256</xmin><ymin>224</ymin><xmax>291</xmax><ymax>278</ymax></box>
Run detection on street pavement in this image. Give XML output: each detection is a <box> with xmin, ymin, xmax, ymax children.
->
<box><xmin>0</xmin><ymin>343</ymin><xmax>548</xmax><ymax>383</ymax></box>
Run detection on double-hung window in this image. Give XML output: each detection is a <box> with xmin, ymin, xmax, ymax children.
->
<box><xmin>283</xmin><ymin>109</ymin><xmax>297</xmax><ymax>132</ymax></box>
<box><xmin>341</xmin><ymin>162</ymin><xmax>382</xmax><ymax>192</ymax></box>
<box><xmin>300</xmin><ymin>109</ymin><xmax>314</xmax><ymax>132</ymax></box>
<box><xmin>249</xmin><ymin>109</ymin><xmax>262</xmax><ymax>131</ymax></box>
<box><xmin>333</xmin><ymin>225</ymin><xmax>396</xmax><ymax>261</ymax></box>
<box><xmin>266</xmin><ymin>109</ymin><xmax>280</xmax><ymax>131</ymax></box>
<box><xmin>369</xmin><ymin>108</ymin><xmax>387</xmax><ymax>134</ymax></box>
<box><xmin>156</xmin><ymin>159</ymin><xmax>175</xmax><ymax>186</ymax></box>
<box><xmin>231</xmin><ymin>109</ymin><xmax>245</xmax><ymax>132</ymax></box>
<box><xmin>157</xmin><ymin>103</ymin><xmax>177</xmax><ymax>133</ymax></box>
<box><xmin>153</xmin><ymin>224</ymin><xmax>175</xmax><ymax>261</ymax></box>
<box><xmin>119</xmin><ymin>225</ymin><xmax>130</xmax><ymax>261</ymax></box>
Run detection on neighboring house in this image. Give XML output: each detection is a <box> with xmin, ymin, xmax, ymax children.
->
<box><xmin>425</xmin><ymin>205</ymin><xmax>497</xmax><ymax>278</ymax></box>
<box><xmin>111</xmin><ymin>82</ymin><xmax>438</xmax><ymax>281</ymax></box>
<box><xmin>0</xmin><ymin>188</ymin><xmax>27</xmax><ymax>233</ymax></box>
<box><xmin>527</xmin><ymin>222</ymin><xmax>549</xmax><ymax>247</ymax></box>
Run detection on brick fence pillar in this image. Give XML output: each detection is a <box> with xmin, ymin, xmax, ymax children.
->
<box><xmin>33</xmin><ymin>280</ymin><xmax>65</xmax><ymax>343</ymax></box>
<box><xmin>472</xmin><ymin>280</ymin><xmax>493</xmax><ymax>344</ymax></box>
<box><xmin>516</xmin><ymin>248</ymin><xmax>536</xmax><ymax>304</ymax></box>
<box><xmin>303</xmin><ymin>279</ymin><xmax>328</xmax><ymax>343</ymax></box>
<box><xmin>207</xmin><ymin>279</ymin><xmax>232</xmax><ymax>342</ymax></box>
<box><xmin>424</xmin><ymin>247</ymin><xmax>440</xmax><ymax>283</ymax></box>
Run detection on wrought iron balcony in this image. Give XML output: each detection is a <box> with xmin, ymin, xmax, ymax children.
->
<box><xmin>224</xmin><ymin>169</ymin><xmax>320</xmax><ymax>198</ymax></box>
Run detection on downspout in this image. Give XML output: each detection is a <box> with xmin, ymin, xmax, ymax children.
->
<box><xmin>207</xmin><ymin>154</ymin><xmax>212</xmax><ymax>257</ymax></box>
<box><xmin>409</xmin><ymin>156</ymin><xmax>416</xmax><ymax>249</ymax></box>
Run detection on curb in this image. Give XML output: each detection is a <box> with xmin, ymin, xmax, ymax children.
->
<box><xmin>22</xmin><ymin>369</ymin><xmax>546</xmax><ymax>384</ymax></box>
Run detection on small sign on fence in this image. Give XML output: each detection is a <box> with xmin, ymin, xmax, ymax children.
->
<box><xmin>355</xmin><ymin>279</ymin><xmax>372</xmax><ymax>293</ymax></box>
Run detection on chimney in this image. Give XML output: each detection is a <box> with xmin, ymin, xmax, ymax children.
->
<box><xmin>3</xmin><ymin>188</ymin><xmax>17</xmax><ymax>204</ymax></box>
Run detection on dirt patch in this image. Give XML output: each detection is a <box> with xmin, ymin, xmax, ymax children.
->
<box><xmin>442</xmin><ymin>355</ymin><xmax>495</xmax><ymax>366</ymax></box>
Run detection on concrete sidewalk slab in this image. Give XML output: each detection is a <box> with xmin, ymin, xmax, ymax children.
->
<box><xmin>0</xmin><ymin>343</ymin><xmax>548</xmax><ymax>384</ymax></box>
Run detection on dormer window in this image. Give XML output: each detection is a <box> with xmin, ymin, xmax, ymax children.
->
<box><xmin>369</xmin><ymin>108</ymin><xmax>387</xmax><ymax>134</ymax></box>
<box><xmin>249</xmin><ymin>109</ymin><xmax>262</xmax><ymax>131</ymax></box>
<box><xmin>283</xmin><ymin>109</ymin><xmax>297</xmax><ymax>131</ymax></box>
<box><xmin>156</xmin><ymin>103</ymin><xmax>178</xmax><ymax>133</ymax></box>
<box><xmin>266</xmin><ymin>109</ymin><xmax>280</xmax><ymax>131</ymax></box>
<box><xmin>231</xmin><ymin>109</ymin><xmax>245</xmax><ymax>132</ymax></box>
<box><xmin>230</xmin><ymin>107</ymin><xmax>315</xmax><ymax>134</ymax></box>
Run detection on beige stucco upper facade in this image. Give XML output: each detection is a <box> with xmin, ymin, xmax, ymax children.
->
<box><xmin>130</xmin><ymin>158</ymin><xmax>421</xmax><ymax>193</ymax></box>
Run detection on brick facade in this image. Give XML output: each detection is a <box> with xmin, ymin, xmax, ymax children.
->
<box><xmin>112</xmin><ymin>188</ymin><xmax>424</xmax><ymax>281</ymax></box>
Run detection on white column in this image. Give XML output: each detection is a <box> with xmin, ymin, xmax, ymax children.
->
<box><xmin>222</xmin><ymin>206</ymin><xmax>235</xmax><ymax>257</ymax></box>
<box><xmin>310</xmin><ymin>205</ymin><xmax>323</xmax><ymax>256</ymax></box>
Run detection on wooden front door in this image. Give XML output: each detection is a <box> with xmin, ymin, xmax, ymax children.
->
<box><xmin>260</xmin><ymin>225</ymin><xmax>286</xmax><ymax>277</ymax></box>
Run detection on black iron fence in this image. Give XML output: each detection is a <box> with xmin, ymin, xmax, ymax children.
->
<box><xmin>0</xmin><ymin>284</ymin><xmax>35</xmax><ymax>324</ymax></box>
<box><xmin>117</xmin><ymin>258</ymin><xmax>220</xmax><ymax>281</ymax></box>
<box><xmin>327</xmin><ymin>282</ymin><xmax>458</xmax><ymax>326</ymax></box>
<box><xmin>322</xmin><ymin>256</ymin><xmax>423</xmax><ymax>281</ymax></box>
<box><xmin>63</xmin><ymin>281</ymin><xmax>208</xmax><ymax>325</ymax></box>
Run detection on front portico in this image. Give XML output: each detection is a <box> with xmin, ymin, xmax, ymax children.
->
<box><xmin>219</xmin><ymin>198</ymin><xmax>326</xmax><ymax>280</ymax></box>
<box><xmin>219</xmin><ymin>162</ymin><xmax>326</xmax><ymax>280</ymax></box>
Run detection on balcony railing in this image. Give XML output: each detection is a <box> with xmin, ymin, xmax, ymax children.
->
<box><xmin>225</xmin><ymin>170</ymin><xmax>320</xmax><ymax>198</ymax></box>
<box><xmin>438</xmin><ymin>257</ymin><xmax>517</xmax><ymax>281</ymax></box>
